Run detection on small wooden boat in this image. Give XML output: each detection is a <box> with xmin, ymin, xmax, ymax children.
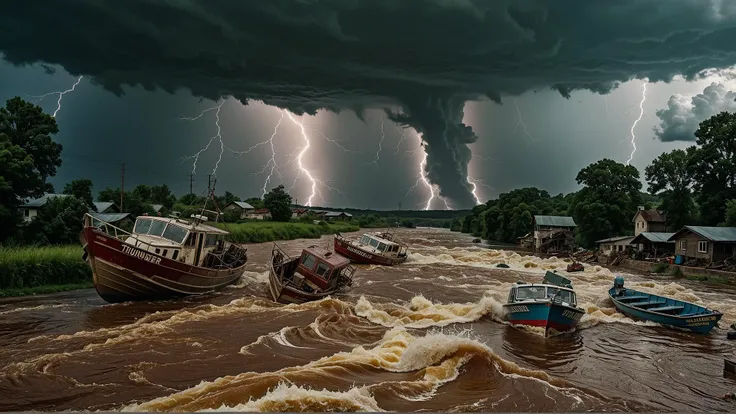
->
<box><xmin>269</xmin><ymin>243</ymin><xmax>356</xmax><ymax>304</ymax></box>
<box><xmin>334</xmin><ymin>231</ymin><xmax>408</xmax><ymax>266</ymax></box>
<box><xmin>566</xmin><ymin>262</ymin><xmax>584</xmax><ymax>272</ymax></box>
<box><xmin>80</xmin><ymin>212</ymin><xmax>248</xmax><ymax>303</ymax></box>
<box><xmin>608</xmin><ymin>276</ymin><xmax>723</xmax><ymax>334</ymax></box>
<box><xmin>503</xmin><ymin>271</ymin><xmax>586</xmax><ymax>336</ymax></box>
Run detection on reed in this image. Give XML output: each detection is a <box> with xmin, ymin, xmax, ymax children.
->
<box><xmin>0</xmin><ymin>245</ymin><xmax>91</xmax><ymax>291</ymax></box>
<box><xmin>218</xmin><ymin>221</ymin><xmax>360</xmax><ymax>244</ymax></box>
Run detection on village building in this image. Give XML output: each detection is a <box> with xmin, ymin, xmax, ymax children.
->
<box><xmin>93</xmin><ymin>201</ymin><xmax>119</xmax><ymax>213</ymax></box>
<box><xmin>323</xmin><ymin>211</ymin><xmax>353</xmax><ymax>221</ymax></box>
<box><xmin>517</xmin><ymin>232</ymin><xmax>534</xmax><ymax>249</ymax></box>
<box><xmin>630</xmin><ymin>232</ymin><xmax>675</xmax><ymax>257</ymax></box>
<box><xmin>633</xmin><ymin>207</ymin><xmax>667</xmax><ymax>236</ymax></box>
<box><xmin>291</xmin><ymin>208</ymin><xmax>310</xmax><ymax>219</ymax></box>
<box><xmin>532</xmin><ymin>215</ymin><xmax>577</xmax><ymax>253</ymax></box>
<box><xmin>667</xmin><ymin>226</ymin><xmax>736</xmax><ymax>264</ymax></box>
<box><xmin>245</xmin><ymin>208</ymin><xmax>272</xmax><ymax>220</ymax></box>
<box><xmin>224</xmin><ymin>201</ymin><xmax>255</xmax><ymax>219</ymax></box>
<box><xmin>19</xmin><ymin>193</ymin><xmax>72</xmax><ymax>223</ymax></box>
<box><xmin>596</xmin><ymin>236</ymin><xmax>635</xmax><ymax>256</ymax></box>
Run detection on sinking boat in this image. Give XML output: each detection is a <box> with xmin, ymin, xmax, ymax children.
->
<box><xmin>503</xmin><ymin>271</ymin><xmax>586</xmax><ymax>336</ymax></box>
<box><xmin>80</xmin><ymin>212</ymin><xmax>248</xmax><ymax>303</ymax></box>
<box><xmin>608</xmin><ymin>276</ymin><xmax>723</xmax><ymax>334</ymax></box>
<box><xmin>334</xmin><ymin>231</ymin><xmax>408</xmax><ymax>265</ymax></box>
<box><xmin>567</xmin><ymin>262</ymin><xmax>584</xmax><ymax>272</ymax></box>
<box><xmin>269</xmin><ymin>243</ymin><xmax>356</xmax><ymax>304</ymax></box>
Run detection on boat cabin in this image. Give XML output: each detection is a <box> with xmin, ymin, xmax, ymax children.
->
<box><xmin>507</xmin><ymin>283</ymin><xmax>578</xmax><ymax>307</ymax></box>
<box><xmin>357</xmin><ymin>233</ymin><xmax>407</xmax><ymax>257</ymax></box>
<box><xmin>292</xmin><ymin>246</ymin><xmax>352</xmax><ymax>292</ymax></box>
<box><xmin>125</xmin><ymin>216</ymin><xmax>230</xmax><ymax>267</ymax></box>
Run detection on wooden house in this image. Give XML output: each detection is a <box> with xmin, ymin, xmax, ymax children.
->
<box><xmin>532</xmin><ymin>215</ymin><xmax>576</xmax><ymax>253</ymax></box>
<box><xmin>633</xmin><ymin>207</ymin><xmax>667</xmax><ymax>236</ymax></box>
<box><xmin>245</xmin><ymin>208</ymin><xmax>272</xmax><ymax>220</ymax></box>
<box><xmin>667</xmin><ymin>226</ymin><xmax>736</xmax><ymax>264</ymax></box>
<box><xmin>596</xmin><ymin>236</ymin><xmax>636</xmax><ymax>256</ymax></box>
<box><xmin>224</xmin><ymin>201</ymin><xmax>255</xmax><ymax>219</ymax></box>
<box><xmin>630</xmin><ymin>232</ymin><xmax>675</xmax><ymax>257</ymax></box>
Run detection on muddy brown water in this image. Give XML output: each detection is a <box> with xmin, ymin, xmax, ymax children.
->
<box><xmin>2</xmin><ymin>227</ymin><xmax>736</xmax><ymax>412</ymax></box>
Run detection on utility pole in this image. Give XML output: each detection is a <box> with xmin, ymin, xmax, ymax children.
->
<box><xmin>207</xmin><ymin>174</ymin><xmax>212</xmax><ymax>195</ymax></box>
<box><xmin>120</xmin><ymin>162</ymin><xmax>125</xmax><ymax>212</ymax></box>
<box><xmin>189</xmin><ymin>173</ymin><xmax>194</xmax><ymax>195</ymax></box>
<box><xmin>398</xmin><ymin>201</ymin><xmax>402</xmax><ymax>211</ymax></box>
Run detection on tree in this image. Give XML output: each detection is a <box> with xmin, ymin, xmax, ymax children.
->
<box><xmin>150</xmin><ymin>184</ymin><xmax>176</xmax><ymax>209</ymax></box>
<box><xmin>132</xmin><ymin>184</ymin><xmax>152</xmax><ymax>203</ymax></box>
<box><xmin>23</xmin><ymin>196</ymin><xmax>90</xmax><ymax>245</ymax></box>
<box><xmin>0</xmin><ymin>97</ymin><xmax>62</xmax><ymax>241</ymax></box>
<box><xmin>63</xmin><ymin>179</ymin><xmax>95</xmax><ymax>210</ymax></box>
<box><xmin>244</xmin><ymin>197</ymin><xmax>265</xmax><ymax>209</ymax></box>
<box><xmin>263</xmin><ymin>185</ymin><xmax>292</xmax><ymax>222</ymax></box>
<box><xmin>644</xmin><ymin>149</ymin><xmax>694</xmax><ymax>231</ymax></box>
<box><xmin>688</xmin><ymin>111</ymin><xmax>736</xmax><ymax>225</ymax></box>
<box><xmin>722</xmin><ymin>200</ymin><xmax>736</xmax><ymax>227</ymax></box>
<box><xmin>223</xmin><ymin>191</ymin><xmax>241</xmax><ymax>205</ymax></box>
<box><xmin>569</xmin><ymin>159</ymin><xmax>642</xmax><ymax>247</ymax></box>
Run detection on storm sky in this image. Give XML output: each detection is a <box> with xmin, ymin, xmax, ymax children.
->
<box><xmin>2</xmin><ymin>0</ymin><xmax>736</xmax><ymax>210</ymax></box>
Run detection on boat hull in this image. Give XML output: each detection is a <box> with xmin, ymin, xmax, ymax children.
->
<box><xmin>504</xmin><ymin>301</ymin><xmax>584</xmax><ymax>333</ymax></box>
<box><xmin>334</xmin><ymin>236</ymin><xmax>407</xmax><ymax>266</ymax></box>
<box><xmin>268</xmin><ymin>262</ymin><xmax>339</xmax><ymax>304</ymax></box>
<box><xmin>608</xmin><ymin>288</ymin><xmax>722</xmax><ymax>334</ymax></box>
<box><xmin>80</xmin><ymin>227</ymin><xmax>246</xmax><ymax>303</ymax></box>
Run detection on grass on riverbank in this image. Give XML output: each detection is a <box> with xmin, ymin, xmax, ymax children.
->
<box><xmin>217</xmin><ymin>221</ymin><xmax>360</xmax><ymax>243</ymax></box>
<box><xmin>0</xmin><ymin>245</ymin><xmax>92</xmax><ymax>292</ymax></box>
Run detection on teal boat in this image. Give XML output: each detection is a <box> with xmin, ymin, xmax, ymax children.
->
<box><xmin>608</xmin><ymin>276</ymin><xmax>723</xmax><ymax>334</ymax></box>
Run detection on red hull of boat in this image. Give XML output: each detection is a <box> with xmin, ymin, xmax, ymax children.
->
<box><xmin>333</xmin><ymin>236</ymin><xmax>407</xmax><ymax>266</ymax></box>
<box><xmin>268</xmin><ymin>263</ymin><xmax>338</xmax><ymax>305</ymax></box>
<box><xmin>80</xmin><ymin>227</ymin><xmax>247</xmax><ymax>303</ymax></box>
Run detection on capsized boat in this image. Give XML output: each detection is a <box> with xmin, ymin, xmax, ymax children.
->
<box><xmin>269</xmin><ymin>242</ymin><xmax>356</xmax><ymax>304</ymax></box>
<box><xmin>334</xmin><ymin>231</ymin><xmax>408</xmax><ymax>265</ymax></box>
<box><xmin>503</xmin><ymin>271</ymin><xmax>586</xmax><ymax>336</ymax></box>
<box><xmin>566</xmin><ymin>261</ymin><xmax>584</xmax><ymax>272</ymax></box>
<box><xmin>80</xmin><ymin>213</ymin><xmax>248</xmax><ymax>303</ymax></box>
<box><xmin>608</xmin><ymin>276</ymin><xmax>723</xmax><ymax>334</ymax></box>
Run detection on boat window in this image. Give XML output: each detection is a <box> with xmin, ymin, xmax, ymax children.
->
<box><xmin>515</xmin><ymin>286</ymin><xmax>546</xmax><ymax>300</ymax></box>
<box><xmin>301</xmin><ymin>253</ymin><xmax>317</xmax><ymax>270</ymax></box>
<box><xmin>205</xmin><ymin>233</ymin><xmax>217</xmax><ymax>246</ymax></box>
<box><xmin>369</xmin><ymin>238</ymin><xmax>379</xmax><ymax>248</ymax></box>
<box><xmin>172</xmin><ymin>250</ymin><xmax>179</xmax><ymax>260</ymax></box>
<box><xmin>360</xmin><ymin>235</ymin><xmax>371</xmax><ymax>245</ymax></box>
<box><xmin>316</xmin><ymin>262</ymin><xmax>331</xmax><ymax>279</ymax></box>
<box><xmin>148</xmin><ymin>220</ymin><xmax>167</xmax><ymax>237</ymax></box>
<box><xmin>377</xmin><ymin>242</ymin><xmax>386</xmax><ymax>252</ymax></box>
<box><xmin>134</xmin><ymin>218</ymin><xmax>153</xmax><ymax>234</ymax></box>
<box><xmin>547</xmin><ymin>288</ymin><xmax>575</xmax><ymax>305</ymax></box>
<box><xmin>163</xmin><ymin>224</ymin><xmax>188</xmax><ymax>244</ymax></box>
<box><xmin>162</xmin><ymin>249</ymin><xmax>168</xmax><ymax>257</ymax></box>
<box><xmin>185</xmin><ymin>233</ymin><xmax>197</xmax><ymax>247</ymax></box>
<box><xmin>508</xmin><ymin>288</ymin><xmax>516</xmax><ymax>303</ymax></box>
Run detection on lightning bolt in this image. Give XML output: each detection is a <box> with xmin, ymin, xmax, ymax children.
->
<box><xmin>467</xmin><ymin>177</ymin><xmax>482</xmax><ymax>205</ymax></box>
<box><xmin>403</xmin><ymin>130</ymin><xmax>452</xmax><ymax>210</ymax></box>
<box><xmin>284</xmin><ymin>110</ymin><xmax>320</xmax><ymax>207</ymax></box>
<box><xmin>307</xmin><ymin>126</ymin><xmax>359</xmax><ymax>153</ymax></box>
<box><xmin>180</xmin><ymin>99</ymin><xmax>226</xmax><ymax>176</ymax></box>
<box><xmin>29</xmin><ymin>75</ymin><xmax>83</xmax><ymax>118</ymax></box>
<box><xmin>370</xmin><ymin>117</ymin><xmax>386</xmax><ymax>164</ymax></box>
<box><xmin>394</xmin><ymin>125</ymin><xmax>408</xmax><ymax>155</ymax></box>
<box><xmin>512</xmin><ymin>99</ymin><xmax>536</xmax><ymax>143</ymax></box>
<box><xmin>626</xmin><ymin>81</ymin><xmax>647</xmax><ymax>166</ymax></box>
<box><xmin>260</xmin><ymin>111</ymin><xmax>285</xmax><ymax>196</ymax></box>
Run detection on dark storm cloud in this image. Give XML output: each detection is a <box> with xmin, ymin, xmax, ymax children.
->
<box><xmin>2</xmin><ymin>0</ymin><xmax>736</xmax><ymax>208</ymax></box>
<box><xmin>654</xmin><ymin>82</ymin><xmax>736</xmax><ymax>142</ymax></box>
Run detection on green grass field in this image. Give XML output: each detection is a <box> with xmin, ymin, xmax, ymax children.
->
<box><xmin>0</xmin><ymin>245</ymin><xmax>92</xmax><ymax>294</ymax></box>
<box><xmin>216</xmin><ymin>220</ymin><xmax>360</xmax><ymax>243</ymax></box>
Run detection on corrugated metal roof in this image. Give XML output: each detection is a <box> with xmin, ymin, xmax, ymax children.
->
<box><xmin>90</xmin><ymin>212</ymin><xmax>131</xmax><ymax>223</ymax></box>
<box><xmin>637</xmin><ymin>232</ymin><xmax>675</xmax><ymax>243</ymax></box>
<box><xmin>232</xmin><ymin>201</ymin><xmax>254</xmax><ymax>209</ymax></box>
<box><xmin>21</xmin><ymin>193</ymin><xmax>71</xmax><ymax>208</ymax></box>
<box><xmin>94</xmin><ymin>202</ymin><xmax>115</xmax><ymax>212</ymax></box>
<box><xmin>151</xmin><ymin>204</ymin><xmax>164</xmax><ymax>212</ymax></box>
<box><xmin>595</xmin><ymin>236</ymin><xmax>635</xmax><ymax>244</ymax></box>
<box><xmin>534</xmin><ymin>215</ymin><xmax>576</xmax><ymax>227</ymax></box>
<box><xmin>670</xmin><ymin>226</ymin><xmax>736</xmax><ymax>242</ymax></box>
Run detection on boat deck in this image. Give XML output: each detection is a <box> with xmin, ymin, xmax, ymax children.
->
<box><xmin>612</xmin><ymin>289</ymin><xmax>715</xmax><ymax>317</ymax></box>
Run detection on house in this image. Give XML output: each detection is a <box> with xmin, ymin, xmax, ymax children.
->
<box><xmin>596</xmin><ymin>236</ymin><xmax>635</xmax><ymax>256</ymax></box>
<box><xmin>89</xmin><ymin>212</ymin><xmax>134</xmax><ymax>230</ymax></box>
<box><xmin>225</xmin><ymin>201</ymin><xmax>255</xmax><ymax>219</ymax></box>
<box><xmin>632</xmin><ymin>207</ymin><xmax>667</xmax><ymax>236</ymax></box>
<box><xmin>245</xmin><ymin>208</ymin><xmax>272</xmax><ymax>220</ymax></box>
<box><xmin>151</xmin><ymin>204</ymin><xmax>164</xmax><ymax>214</ymax></box>
<box><xmin>667</xmin><ymin>226</ymin><xmax>736</xmax><ymax>264</ymax></box>
<box><xmin>291</xmin><ymin>208</ymin><xmax>310</xmax><ymax>219</ymax></box>
<box><xmin>517</xmin><ymin>233</ymin><xmax>534</xmax><ymax>249</ymax></box>
<box><xmin>93</xmin><ymin>201</ymin><xmax>119</xmax><ymax>213</ymax></box>
<box><xmin>532</xmin><ymin>215</ymin><xmax>577</xmax><ymax>253</ymax></box>
<box><xmin>19</xmin><ymin>193</ymin><xmax>72</xmax><ymax>222</ymax></box>
<box><xmin>323</xmin><ymin>211</ymin><xmax>353</xmax><ymax>221</ymax></box>
<box><xmin>630</xmin><ymin>232</ymin><xmax>675</xmax><ymax>257</ymax></box>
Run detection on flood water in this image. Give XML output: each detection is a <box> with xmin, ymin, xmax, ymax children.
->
<box><xmin>2</xmin><ymin>227</ymin><xmax>736</xmax><ymax>412</ymax></box>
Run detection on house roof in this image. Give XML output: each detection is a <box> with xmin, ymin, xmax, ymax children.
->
<box><xmin>668</xmin><ymin>226</ymin><xmax>736</xmax><ymax>242</ymax></box>
<box><xmin>151</xmin><ymin>204</ymin><xmax>164</xmax><ymax>212</ymax></box>
<box><xmin>90</xmin><ymin>212</ymin><xmax>131</xmax><ymax>223</ymax></box>
<box><xmin>534</xmin><ymin>215</ymin><xmax>576</xmax><ymax>227</ymax></box>
<box><xmin>631</xmin><ymin>232</ymin><xmax>675</xmax><ymax>244</ymax></box>
<box><xmin>229</xmin><ymin>201</ymin><xmax>254</xmax><ymax>210</ymax></box>
<box><xmin>252</xmin><ymin>208</ymin><xmax>271</xmax><ymax>214</ymax></box>
<box><xmin>94</xmin><ymin>201</ymin><xmax>115</xmax><ymax>212</ymax></box>
<box><xmin>595</xmin><ymin>235</ymin><xmax>635</xmax><ymax>244</ymax></box>
<box><xmin>632</xmin><ymin>209</ymin><xmax>666</xmax><ymax>223</ymax></box>
<box><xmin>292</xmin><ymin>208</ymin><xmax>309</xmax><ymax>214</ymax></box>
<box><xmin>324</xmin><ymin>211</ymin><xmax>352</xmax><ymax>217</ymax></box>
<box><xmin>21</xmin><ymin>193</ymin><xmax>71</xmax><ymax>208</ymax></box>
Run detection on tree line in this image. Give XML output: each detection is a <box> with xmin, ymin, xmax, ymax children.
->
<box><xmin>458</xmin><ymin>111</ymin><xmax>736</xmax><ymax>248</ymax></box>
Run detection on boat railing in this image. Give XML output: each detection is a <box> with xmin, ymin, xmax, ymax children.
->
<box><xmin>84</xmin><ymin>213</ymin><xmax>133</xmax><ymax>242</ymax></box>
<box><xmin>271</xmin><ymin>242</ymin><xmax>291</xmax><ymax>268</ymax></box>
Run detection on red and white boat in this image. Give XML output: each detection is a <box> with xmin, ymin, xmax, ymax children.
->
<box><xmin>334</xmin><ymin>231</ymin><xmax>408</xmax><ymax>266</ymax></box>
<box><xmin>80</xmin><ymin>213</ymin><xmax>248</xmax><ymax>303</ymax></box>
<box><xmin>268</xmin><ymin>243</ymin><xmax>356</xmax><ymax>304</ymax></box>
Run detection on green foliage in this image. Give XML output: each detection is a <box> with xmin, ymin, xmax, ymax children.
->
<box><xmin>645</xmin><ymin>149</ymin><xmax>695</xmax><ymax>231</ymax></box>
<box><xmin>217</xmin><ymin>221</ymin><xmax>358</xmax><ymax>243</ymax></box>
<box><xmin>221</xmin><ymin>191</ymin><xmax>241</xmax><ymax>206</ymax></box>
<box><xmin>263</xmin><ymin>185</ymin><xmax>292</xmax><ymax>222</ymax></box>
<box><xmin>722</xmin><ymin>200</ymin><xmax>736</xmax><ymax>227</ymax></box>
<box><xmin>22</xmin><ymin>196</ymin><xmax>90</xmax><ymax>245</ymax></box>
<box><xmin>0</xmin><ymin>97</ymin><xmax>62</xmax><ymax>241</ymax></box>
<box><xmin>222</xmin><ymin>208</ymin><xmax>242</xmax><ymax>223</ymax></box>
<box><xmin>688</xmin><ymin>112</ymin><xmax>736</xmax><ymax>225</ymax></box>
<box><xmin>569</xmin><ymin>159</ymin><xmax>641</xmax><ymax>247</ymax></box>
<box><xmin>244</xmin><ymin>197</ymin><xmax>265</xmax><ymax>209</ymax></box>
<box><xmin>63</xmin><ymin>179</ymin><xmax>95</xmax><ymax>210</ymax></box>
<box><xmin>98</xmin><ymin>186</ymin><xmax>155</xmax><ymax>217</ymax></box>
<box><xmin>0</xmin><ymin>245</ymin><xmax>91</xmax><ymax>290</ymax></box>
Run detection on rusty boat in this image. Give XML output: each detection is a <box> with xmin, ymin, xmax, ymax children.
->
<box><xmin>334</xmin><ymin>231</ymin><xmax>408</xmax><ymax>266</ymax></box>
<box><xmin>80</xmin><ymin>211</ymin><xmax>248</xmax><ymax>303</ymax></box>
<box><xmin>268</xmin><ymin>242</ymin><xmax>356</xmax><ymax>304</ymax></box>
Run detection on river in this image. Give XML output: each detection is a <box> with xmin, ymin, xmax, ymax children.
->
<box><xmin>1</xmin><ymin>227</ymin><xmax>736</xmax><ymax>412</ymax></box>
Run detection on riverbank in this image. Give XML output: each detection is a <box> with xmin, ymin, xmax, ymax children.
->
<box><xmin>0</xmin><ymin>246</ymin><xmax>92</xmax><ymax>297</ymax></box>
<box><xmin>217</xmin><ymin>220</ymin><xmax>359</xmax><ymax>243</ymax></box>
<box><xmin>609</xmin><ymin>258</ymin><xmax>736</xmax><ymax>284</ymax></box>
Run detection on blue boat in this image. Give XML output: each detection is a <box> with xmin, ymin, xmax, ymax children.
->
<box><xmin>608</xmin><ymin>276</ymin><xmax>723</xmax><ymax>334</ymax></box>
<box><xmin>503</xmin><ymin>271</ymin><xmax>586</xmax><ymax>336</ymax></box>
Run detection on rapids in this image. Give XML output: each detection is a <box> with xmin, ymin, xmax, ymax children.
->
<box><xmin>1</xmin><ymin>228</ymin><xmax>736</xmax><ymax>411</ymax></box>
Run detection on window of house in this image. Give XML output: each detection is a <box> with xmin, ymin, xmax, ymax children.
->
<box><xmin>698</xmin><ymin>241</ymin><xmax>708</xmax><ymax>253</ymax></box>
<box><xmin>301</xmin><ymin>253</ymin><xmax>316</xmax><ymax>270</ymax></box>
<box><xmin>316</xmin><ymin>262</ymin><xmax>331</xmax><ymax>279</ymax></box>
<box><xmin>23</xmin><ymin>209</ymin><xmax>29</xmax><ymax>217</ymax></box>
<box><xmin>680</xmin><ymin>240</ymin><xmax>687</xmax><ymax>250</ymax></box>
